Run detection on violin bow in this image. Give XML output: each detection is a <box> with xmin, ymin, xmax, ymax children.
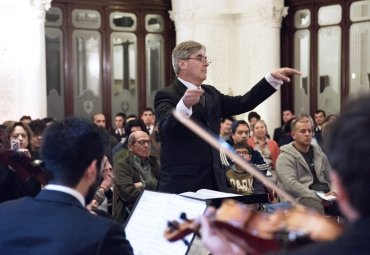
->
<box><xmin>172</xmin><ymin>110</ymin><xmax>297</xmax><ymax>205</ymax></box>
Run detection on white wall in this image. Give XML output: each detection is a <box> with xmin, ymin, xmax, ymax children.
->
<box><xmin>170</xmin><ymin>0</ymin><xmax>288</xmax><ymax>134</ymax></box>
<box><xmin>0</xmin><ymin>0</ymin><xmax>50</xmax><ymax>123</ymax></box>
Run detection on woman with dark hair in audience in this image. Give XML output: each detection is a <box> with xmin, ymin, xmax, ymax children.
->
<box><xmin>0</xmin><ymin>122</ymin><xmax>42</xmax><ymax>203</ymax></box>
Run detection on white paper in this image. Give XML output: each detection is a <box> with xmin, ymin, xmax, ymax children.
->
<box><xmin>316</xmin><ymin>191</ymin><xmax>336</xmax><ymax>201</ymax></box>
<box><xmin>124</xmin><ymin>190</ymin><xmax>208</xmax><ymax>255</ymax></box>
<box><xmin>180</xmin><ymin>188</ymin><xmax>242</xmax><ymax>200</ymax></box>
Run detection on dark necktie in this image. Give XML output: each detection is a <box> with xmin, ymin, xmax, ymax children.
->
<box><xmin>200</xmin><ymin>94</ymin><xmax>205</xmax><ymax>108</ymax></box>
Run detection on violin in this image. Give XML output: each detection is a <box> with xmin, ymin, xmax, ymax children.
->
<box><xmin>164</xmin><ymin>199</ymin><xmax>343</xmax><ymax>255</ymax></box>
<box><xmin>0</xmin><ymin>148</ymin><xmax>48</xmax><ymax>186</ymax></box>
<box><xmin>164</xmin><ymin>111</ymin><xmax>344</xmax><ymax>254</ymax></box>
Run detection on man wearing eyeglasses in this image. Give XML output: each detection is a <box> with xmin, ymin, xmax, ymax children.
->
<box><xmin>113</xmin><ymin>131</ymin><xmax>159</xmax><ymax>223</ymax></box>
<box><xmin>154</xmin><ymin>40</ymin><xmax>301</xmax><ymax>194</ymax></box>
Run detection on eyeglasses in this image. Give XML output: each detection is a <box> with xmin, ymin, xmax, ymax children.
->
<box><xmin>236</xmin><ymin>151</ymin><xmax>251</xmax><ymax>157</ymax></box>
<box><xmin>183</xmin><ymin>55</ymin><xmax>211</xmax><ymax>64</ymax></box>
<box><xmin>135</xmin><ymin>140</ymin><xmax>152</xmax><ymax>146</ymax></box>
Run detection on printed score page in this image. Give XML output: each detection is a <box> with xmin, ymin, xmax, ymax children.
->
<box><xmin>124</xmin><ymin>190</ymin><xmax>208</xmax><ymax>255</ymax></box>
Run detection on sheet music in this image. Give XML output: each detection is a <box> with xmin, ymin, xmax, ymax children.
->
<box><xmin>180</xmin><ymin>188</ymin><xmax>242</xmax><ymax>200</ymax></box>
<box><xmin>124</xmin><ymin>190</ymin><xmax>208</xmax><ymax>255</ymax></box>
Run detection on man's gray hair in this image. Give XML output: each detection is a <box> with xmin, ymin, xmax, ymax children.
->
<box><xmin>172</xmin><ymin>40</ymin><xmax>206</xmax><ymax>75</ymax></box>
<box><xmin>127</xmin><ymin>132</ymin><xmax>137</xmax><ymax>145</ymax></box>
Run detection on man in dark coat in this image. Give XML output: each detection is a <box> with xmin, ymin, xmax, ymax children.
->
<box><xmin>154</xmin><ymin>40</ymin><xmax>300</xmax><ymax>193</ymax></box>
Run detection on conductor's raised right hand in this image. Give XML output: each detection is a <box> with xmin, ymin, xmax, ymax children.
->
<box><xmin>182</xmin><ymin>88</ymin><xmax>204</xmax><ymax>109</ymax></box>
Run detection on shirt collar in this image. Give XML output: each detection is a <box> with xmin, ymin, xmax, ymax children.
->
<box><xmin>177</xmin><ymin>77</ymin><xmax>202</xmax><ymax>90</ymax></box>
<box><xmin>44</xmin><ymin>184</ymin><xmax>85</xmax><ymax>207</ymax></box>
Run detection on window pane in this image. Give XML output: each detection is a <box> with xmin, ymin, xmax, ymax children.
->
<box><xmin>318</xmin><ymin>5</ymin><xmax>342</xmax><ymax>26</ymax></box>
<box><xmin>317</xmin><ymin>26</ymin><xmax>341</xmax><ymax>114</ymax></box>
<box><xmin>72</xmin><ymin>9</ymin><xmax>101</xmax><ymax>29</ymax></box>
<box><xmin>349</xmin><ymin>22</ymin><xmax>370</xmax><ymax>94</ymax></box>
<box><xmin>294</xmin><ymin>9</ymin><xmax>311</xmax><ymax>29</ymax></box>
<box><xmin>110</xmin><ymin>12</ymin><xmax>137</xmax><ymax>31</ymax></box>
<box><xmin>111</xmin><ymin>32</ymin><xmax>138</xmax><ymax>116</ymax></box>
<box><xmin>145</xmin><ymin>14</ymin><xmax>164</xmax><ymax>32</ymax></box>
<box><xmin>294</xmin><ymin>30</ymin><xmax>310</xmax><ymax>115</ymax></box>
<box><xmin>45</xmin><ymin>27</ymin><xmax>64</xmax><ymax>120</ymax></box>
<box><xmin>146</xmin><ymin>34</ymin><xmax>164</xmax><ymax>108</ymax></box>
<box><xmin>72</xmin><ymin>30</ymin><xmax>102</xmax><ymax>117</ymax></box>
<box><xmin>350</xmin><ymin>0</ymin><xmax>370</xmax><ymax>22</ymax></box>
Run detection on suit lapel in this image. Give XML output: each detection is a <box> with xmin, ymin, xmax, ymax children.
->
<box><xmin>173</xmin><ymin>78</ymin><xmax>187</xmax><ymax>96</ymax></box>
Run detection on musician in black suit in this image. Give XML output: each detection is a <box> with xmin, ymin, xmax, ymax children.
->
<box><xmin>0</xmin><ymin>118</ymin><xmax>133</xmax><ymax>255</ymax></box>
<box><xmin>154</xmin><ymin>40</ymin><xmax>300</xmax><ymax>194</ymax></box>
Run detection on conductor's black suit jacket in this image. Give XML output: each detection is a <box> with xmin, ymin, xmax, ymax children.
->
<box><xmin>154</xmin><ymin>77</ymin><xmax>276</xmax><ymax>194</ymax></box>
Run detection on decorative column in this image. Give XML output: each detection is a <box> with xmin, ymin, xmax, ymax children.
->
<box><xmin>0</xmin><ymin>0</ymin><xmax>51</xmax><ymax>123</ymax></box>
<box><xmin>169</xmin><ymin>0</ymin><xmax>196</xmax><ymax>43</ymax></box>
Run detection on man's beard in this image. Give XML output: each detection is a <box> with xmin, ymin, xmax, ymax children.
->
<box><xmin>85</xmin><ymin>173</ymin><xmax>101</xmax><ymax>205</ymax></box>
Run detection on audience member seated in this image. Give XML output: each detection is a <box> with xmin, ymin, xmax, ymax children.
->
<box><xmin>28</xmin><ymin>119</ymin><xmax>46</xmax><ymax>159</ymax></box>
<box><xmin>0</xmin><ymin>117</ymin><xmax>133</xmax><ymax>254</ymax></box>
<box><xmin>248</xmin><ymin>119</ymin><xmax>279</xmax><ymax>179</ymax></box>
<box><xmin>112</xmin><ymin>131</ymin><xmax>159</xmax><ymax>223</ymax></box>
<box><xmin>141</xmin><ymin>107</ymin><xmax>156</xmax><ymax>135</ymax></box>
<box><xmin>111</xmin><ymin>112</ymin><xmax>126</xmax><ymax>143</ymax></box>
<box><xmin>112</xmin><ymin>118</ymin><xmax>148</xmax><ymax>163</ymax></box>
<box><xmin>313</xmin><ymin>109</ymin><xmax>326</xmax><ymax>146</ymax></box>
<box><xmin>273</xmin><ymin>109</ymin><xmax>294</xmax><ymax>144</ymax></box>
<box><xmin>19</xmin><ymin>115</ymin><xmax>32</xmax><ymax>125</ymax></box>
<box><xmin>2</xmin><ymin>120</ymin><xmax>15</xmax><ymax>128</ymax></box>
<box><xmin>41</xmin><ymin>116</ymin><xmax>56</xmax><ymax>126</ymax></box>
<box><xmin>221</xmin><ymin>120</ymin><xmax>269</xmax><ymax>174</ymax></box>
<box><xmin>276</xmin><ymin>115</ymin><xmax>336</xmax><ymax>214</ymax></box>
<box><xmin>0</xmin><ymin>124</ymin><xmax>39</xmax><ymax>202</ymax></box>
<box><xmin>247</xmin><ymin>111</ymin><xmax>260</xmax><ymax>136</ymax></box>
<box><xmin>278</xmin><ymin>117</ymin><xmax>295</xmax><ymax>147</ymax></box>
<box><xmin>7</xmin><ymin>122</ymin><xmax>33</xmax><ymax>156</ymax></box>
<box><xmin>91</xmin><ymin>112</ymin><xmax>118</xmax><ymax>164</ymax></box>
<box><xmin>225</xmin><ymin>141</ymin><xmax>266</xmax><ymax>195</ymax></box>
<box><xmin>219</xmin><ymin>117</ymin><xmax>234</xmax><ymax>141</ymax></box>
<box><xmin>88</xmin><ymin>155</ymin><xmax>114</xmax><ymax>215</ymax></box>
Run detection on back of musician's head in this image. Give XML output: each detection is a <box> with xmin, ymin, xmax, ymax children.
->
<box><xmin>40</xmin><ymin>117</ymin><xmax>106</xmax><ymax>187</ymax></box>
<box><xmin>326</xmin><ymin>95</ymin><xmax>370</xmax><ymax>216</ymax></box>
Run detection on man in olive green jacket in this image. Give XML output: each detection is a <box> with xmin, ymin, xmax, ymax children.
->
<box><xmin>112</xmin><ymin>131</ymin><xmax>159</xmax><ymax>223</ymax></box>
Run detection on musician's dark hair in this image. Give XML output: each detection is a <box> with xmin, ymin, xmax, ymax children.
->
<box><xmin>325</xmin><ymin>95</ymin><xmax>370</xmax><ymax>216</ymax></box>
<box><xmin>40</xmin><ymin>117</ymin><xmax>106</xmax><ymax>187</ymax></box>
